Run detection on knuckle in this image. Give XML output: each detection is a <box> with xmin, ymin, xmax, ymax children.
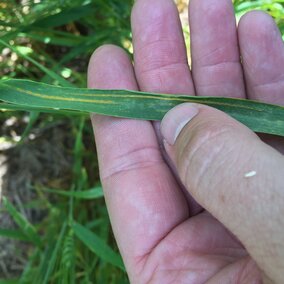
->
<box><xmin>137</xmin><ymin>39</ymin><xmax>187</xmax><ymax>74</ymax></box>
<box><xmin>100</xmin><ymin>146</ymin><xmax>163</xmax><ymax>183</ymax></box>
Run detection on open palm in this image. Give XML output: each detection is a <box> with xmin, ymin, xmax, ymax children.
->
<box><xmin>88</xmin><ymin>0</ymin><xmax>284</xmax><ymax>283</ymax></box>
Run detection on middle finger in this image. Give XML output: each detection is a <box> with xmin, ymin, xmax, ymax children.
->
<box><xmin>132</xmin><ymin>0</ymin><xmax>195</xmax><ymax>95</ymax></box>
<box><xmin>190</xmin><ymin>0</ymin><xmax>246</xmax><ymax>98</ymax></box>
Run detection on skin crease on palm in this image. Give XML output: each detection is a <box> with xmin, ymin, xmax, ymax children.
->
<box><xmin>87</xmin><ymin>0</ymin><xmax>284</xmax><ymax>283</ymax></box>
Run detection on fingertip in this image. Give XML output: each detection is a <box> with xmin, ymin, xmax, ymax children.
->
<box><xmin>88</xmin><ymin>45</ymin><xmax>136</xmax><ymax>89</ymax></box>
<box><xmin>131</xmin><ymin>0</ymin><xmax>177</xmax><ymax>23</ymax></box>
<box><xmin>238</xmin><ymin>10</ymin><xmax>284</xmax><ymax>104</ymax></box>
<box><xmin>161</xmin><ymin>103</ymin><xmax>200</xmax><ymax>146</ymax></box>
<box><xmin>89</xmin><ymin>44</ymin><xmax>124</xmax><ymax>63</ymax></box>
<box><xmin>238</xmin><ymin>10</ymin><xmax>282</xmax><ymax>61</ymax></box>
<box><xmin>88</xmin><ymin>44</ymin><xmax>129</xmax><ymax>73</ymax></box>
<box><xmin>238</xmin><ymin>10</ymin><xmax>280</xmax><ymax>41</ymax></box>
<box><xmin>131</xmin><ymin>0</ymin><xmax>179</xmax><ymax>38</ymax></box>
<box><xmin>161</xmin><ymin>102</ymin><xmax>259</xmax><ymax>153</ymax></box>
<box><xmin>189</xmin><ymin>0</ymin><xmax>234</xmax><ymax>22</ymax></box>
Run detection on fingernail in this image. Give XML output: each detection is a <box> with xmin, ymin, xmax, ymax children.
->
<box><xmin>161</xmin><ymin>103</ymin><xmax>199</xmax><ymax>145</ymax></box>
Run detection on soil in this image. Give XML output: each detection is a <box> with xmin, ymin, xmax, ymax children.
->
<box><xmin>0</xmin><ymin>117</ymin><xmax>74</xmax><ymax>279</ymax></box>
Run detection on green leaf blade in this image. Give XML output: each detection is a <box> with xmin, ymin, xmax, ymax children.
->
<box><xmin>0</xmin><ymin>79</ymin><xmax>283</xmax><ymax>137</ymax></box>
<box><xmin>43</xmin><ymin>186</ymin><xmax>104</xmax><ymax>200</ymax></box>
<box><xmin>2</xmin><ymin>197</ymin><xmax>42</xmax><ymax>247</ymax></box>
<box><xmin>0</xmin><ymin>228</ymin><xmax>30</xmax><ymax>242</ymax></box>
<box><xmin>73</xmin><ymin>222</ymin><xmax>124</xmax><ymax>270</ymax></box>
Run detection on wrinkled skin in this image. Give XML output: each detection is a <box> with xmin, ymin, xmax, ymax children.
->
<box><xmin>88</xmin><ymin>0</ymin><xmax>284</xmax><ymax>283</ymax></box>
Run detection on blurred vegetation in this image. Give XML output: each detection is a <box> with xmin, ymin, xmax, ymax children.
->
<box><xmin>0</xmin><ymin>0</ymin><xmax>283</xmax><ymax>283</ymax></box>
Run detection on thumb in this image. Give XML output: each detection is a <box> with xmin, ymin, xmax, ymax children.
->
<box><xmin>161</xmin><ymin>103</ymin><xmax>284</xmax><ymax>282</ymax></box>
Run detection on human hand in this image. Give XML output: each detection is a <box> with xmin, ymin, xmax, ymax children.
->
<box><xmin>88</xmin><ymin>0</ymin><xmax>284</xmax><ymax>283</ymax></box>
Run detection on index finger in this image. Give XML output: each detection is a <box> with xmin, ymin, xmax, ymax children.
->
<box><xmin>88</xmin><ymin>45</ymin><xmax>189</xmax><ymax>281</ymax></box>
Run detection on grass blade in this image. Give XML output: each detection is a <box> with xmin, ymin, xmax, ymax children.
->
<box><xmin>0</xmin><ymin>42</ymin><xmax>73</xmax><ymax>87</ymax></box>
<box><xmin>43</xmin><ymin>186</ymin><xmax>104</xmax><ymax>200</ymax></box>
<box><xmin>0</xmin><ymin>280</ymin><xmax>19</xmax><ymax>284</ymax></box>
<box><xmin>0</xmin><ymin>79</ymin><xmax>283</xmax><ymax>137</ymax></box>
<box><xmin>19</xmin><ymin>248</ymin><xmax>40</xmax><ymax>284</ymax></box>
<box><xmin>0</xmin><ymin>228</ymin><xmax>30</xmax><ymax>242</ymax></box>
<box><xmin>42</xmin><ymin>222</ymin><xmax>67</xmax><ymax>284</ymax></box>
<box><xmin>73</xmin><ymin>222</ymin><xmax>124</xmax><ymax>270</ymax></box>
<box><xmin>19</xmin><ymin>111</ymin><xmax>40</xmax><ymax>142</ymax></box>
<box><xmin>0</xmin><ymin>103</ymin><xmax>86</xmax><ymax>116</ymax></box>
<box><xmin>31</xmin><ymin>3</ymin><xmax>93</xmax><ymax>29</ymax></box>
<box><xmin>2</xmin><ymin>197</ymin><xmax>42</xmax><ymax>247</ymax></box>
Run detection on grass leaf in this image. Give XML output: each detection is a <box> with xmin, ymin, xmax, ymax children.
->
<box><xmin>0</xmin><ymin>79</ymin><xmax>283</xmax><ymax>137</ymax></box>
<box><xmin>19</xmin><ymin>248</ymin><xmax>40</xmax><ymax>284</ymax></box>
<box><xmin>73</xmin><ymin>222</ymin><xmax>124</xmax><ymax>271</ymax></box>
<box><xmin>19</xmin><ymin>111</ymin><xmax>40</xmax><ymax>142</ymax></box>
<box><xmin>43</xmin><ymin>186</ymin><xmax>104</xmax><ymax>200</ymax></box>
<box><xmin>0</xmin><ymin>280</ymin><xmax>19</xmax><ymax>284</ymax></box>
<box><xmin>0</xmin><ymin>42</ymin><xmax>73</xmax><ymax>87</ymax></box>
<box><xmin>0</xmin><ymin>228</ymin><xmax>30</xmax><ymax>242</ymax></box>
<box><xmin>31</xmin><ymin>3</ymin><xmax>93</xmax><ymax>28</ymax></box>
<box><xmin>42</xmin><ymin>222</ymin><xmax>67</xmax><ymax>284</ymax></box>
<box><xmin>2</xmin><ymin>197</ymin><xmax>42</xmax><ymax>247</ymax></box>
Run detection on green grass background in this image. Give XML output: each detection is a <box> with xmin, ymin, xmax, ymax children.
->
<box><xmin>0</xmin><ymin>0</ymin><xmax>283</xmax><ymax>283</ymax></box>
